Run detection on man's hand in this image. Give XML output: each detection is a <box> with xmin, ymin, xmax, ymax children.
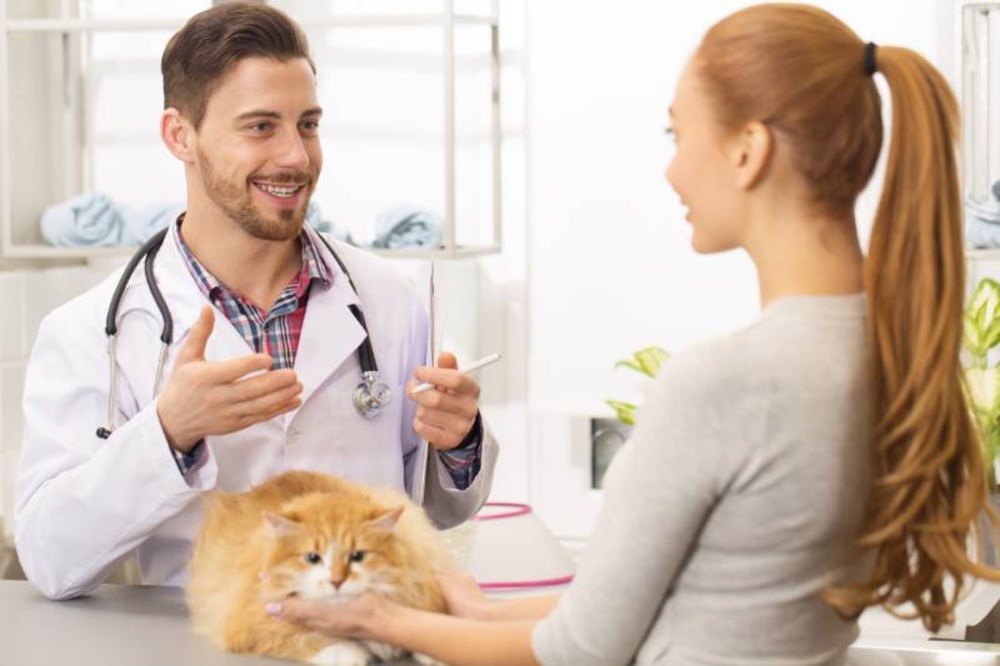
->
<box><xmin>156</xmin><ymin>306</ymin><xmax>303</xmax><ymax>452</ymax></box>
<box><xmin>408</xmin><ymin>352</ymin><xmax>480</xmax><ymax>450</ymax></box>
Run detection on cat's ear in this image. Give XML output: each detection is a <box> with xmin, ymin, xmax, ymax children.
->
<box><xmin>370</xmin><ymin>506</ymin><xmax>404</xmax><ymax>532</ymax></box>
<box><xmin>263</xmin><ymin>511</ymin><xmax>301</xmax><ymax>536</ymax></box>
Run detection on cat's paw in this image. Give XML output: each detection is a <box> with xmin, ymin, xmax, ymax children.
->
<box><xmin>412</xmin><ymin>653</ymin><xmax>446</xmax><ymax>666</ymax></box>
<box><xmin>308</xmin><ymin>641</ymin><xmax>373</xmax><ymax>666</ymax></box>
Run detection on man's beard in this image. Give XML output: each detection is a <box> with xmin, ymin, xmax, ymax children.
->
<box><xmin>197</xmin><ymin>148</ymin><xmax>314</xmax><ymax>242</ymax></box>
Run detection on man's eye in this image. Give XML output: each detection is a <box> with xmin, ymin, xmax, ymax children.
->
<box><xmin>251</xmin><ymin>122</ymin><xmax>272</xmax><ymax>132</ymax></box>
<box><xmin>304</xmin><ymin>552</ymin><xmax>322</xmax><ymax>565</ymax></box>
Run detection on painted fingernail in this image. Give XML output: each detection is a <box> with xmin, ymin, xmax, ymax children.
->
<box><xmin>265</xmin><ymin>602</ymin><xmax>282</xmax><ymax>616</ymax></box>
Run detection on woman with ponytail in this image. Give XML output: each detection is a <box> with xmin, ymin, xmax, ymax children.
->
<box><xmin>264</xmin><ymin>4</ymin><xmax>999</xmax><ymax>664</ymax></box>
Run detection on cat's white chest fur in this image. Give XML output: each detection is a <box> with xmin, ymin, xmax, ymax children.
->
<box><xmin>308</xmin><ymin>641</ymin><xmax>373</xmax><ymax>666</ymax></box>
<box><xmin>309</xmin><ymin>640</ymin><xmax>444</xmax><ymax>666</ymax></box>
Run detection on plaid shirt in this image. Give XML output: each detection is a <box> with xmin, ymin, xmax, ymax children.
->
<box><xmin>176</xmin><ymin>218</ymin><xmax>331</xmax><ymax>369</ymax></box>
<box><xmin>171</xmin><ymin>218</ymin><xmax>481</xmax><ymax>487</ymax></box>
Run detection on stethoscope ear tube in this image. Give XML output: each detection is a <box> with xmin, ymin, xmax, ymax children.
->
<box><xmin>105</xmin><ymin>228</ymin><xmax>170</xmax><ymax>337</ymax></box>
<box><xmin>143</xmin><ymin>234</ymin><xmax>172</xmax><ymax>345</ymax></box>
<box><xmin>97</xmin><ymin>227</ymin><xmax>173</xmax><ymax>439</ymax></box>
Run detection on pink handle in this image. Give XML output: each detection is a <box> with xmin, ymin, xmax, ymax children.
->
<box><xmin>475</xmin><ymin>501</ymin><xmax>532</xmax><ymax>521</ymax></box>
<box><xmin>478</xmin><ymin>575</ymin><xmax>575</xmax><ymax>590</ymax></box>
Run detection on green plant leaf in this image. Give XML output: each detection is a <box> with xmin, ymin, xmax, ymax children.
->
<box><xmin>608</xmin><ymin>346</ymin><xmax>670</xmax><ymax>425</ymax></box>
<box><xmin>986</xmin><ymin>422</ymin><xmax>1000</xmax><ymax>477</ymax></box>
<box><xmin>614</xmin><ymin>346</ymin><xmax>670</xmax><ymax>378</ymax></box>
<box><xmin>965</xmin><ymin>279</ymin><xmax>1000</xmax><ymax>358</ymax></box>
<box><xmin>634</xmin><ymin>346</ymin><xmax>670</xmax><ymax>377</ymax></box>
<box><xmin>605</xmin><ymin>399</ymin><xmax>637</xmax><ymax>426</ymax></box>
<box><xmin>965</xmin><ymin>311</ymin><xmax>986</xmax><ymax>364</ymax></box>
<box><xmin>966</xmin><ymin>366</ymin><xmax>1000</xmax><ymax>419</ymax></box>
<box><xmin>613</xmin><ymin>358</ymin><xmax>646</xmax><ymax>374</ymax></box>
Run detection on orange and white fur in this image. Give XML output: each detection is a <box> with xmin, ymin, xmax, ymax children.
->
<box><xmin>186</xmin><ymin>470</ymin><xmax>452</xmax><ymax>665</ymax></box>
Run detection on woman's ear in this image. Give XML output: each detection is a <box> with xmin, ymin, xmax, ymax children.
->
<box><xmin>733</xmin><ymin>121</ymin><xmax>772</xmax><ymax>190</ymax></box>
<box><xmin>161</xmin><ymin>108</ymin><xmax>195</xmax><ymax>163</ymax></box>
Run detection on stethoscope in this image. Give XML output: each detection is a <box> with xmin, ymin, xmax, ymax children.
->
<box><xmin>95</xmin><ymin>226</ymin><xmax>392</xmax><ymax>440</ymax></box>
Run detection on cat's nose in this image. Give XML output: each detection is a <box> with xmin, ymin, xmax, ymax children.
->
<box><xmin>330</xmin><ymin>579</ymin><xmax>344</xmax><ymax>590</ymax></box>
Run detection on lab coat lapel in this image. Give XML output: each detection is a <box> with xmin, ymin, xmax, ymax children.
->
<box><xmin>295</xmin><ymin>276</ymin><xmax>366</xmax><ymax>406</ymax></box>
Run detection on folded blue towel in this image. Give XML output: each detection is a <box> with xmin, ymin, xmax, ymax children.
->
<box><xmin>965</xmin><ymin>182</ymin><xmax>1000</xmax><ymax>249</ymax></box>
<box><xmin>41</xmin><ymin>193</ymin><xmax>343</xmax><ymax>247</ymax></box>
<box><xmin>371</xmin><ymin>206</ymin><xmax>443</xmax><ymax>249</ymax></box>
<box><xmin>40</xmin><ymin>193</ymin><xmax>127</xmax><ymax>247</ymax></box>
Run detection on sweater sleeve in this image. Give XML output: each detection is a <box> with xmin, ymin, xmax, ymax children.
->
<box><xmin>532</xmin><ymin>350</ymin><xmax>754</xmax><ymax>665</ymax></box>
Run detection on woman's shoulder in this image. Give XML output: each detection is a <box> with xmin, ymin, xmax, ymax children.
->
<box><xmin>656</xmin><ymin>296</ymin><xmax>868</xmax><ymax>402</ymax></box>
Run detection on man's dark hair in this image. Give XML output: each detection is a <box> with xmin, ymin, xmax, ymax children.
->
<box><xmin>161</xmin><ymin>2</ymin><xmax>315</xmax><ymax>128</ymax></box>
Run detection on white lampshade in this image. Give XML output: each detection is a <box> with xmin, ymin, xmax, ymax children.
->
<box><xmin>442</xmin><ymin>503</ymin><xmax>576</xmax><ymax>595</ymax></box>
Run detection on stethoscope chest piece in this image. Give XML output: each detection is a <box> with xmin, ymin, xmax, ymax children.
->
<box><xmin>353</xmin><ymin>371</ymin><xmax>392</xmax><ymax>419</ymax></box>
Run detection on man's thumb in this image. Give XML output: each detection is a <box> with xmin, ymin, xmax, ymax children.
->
<box><xmin>176</xmin><ymin>306</ymin><xmax>214</xmax><ymax>364</ymax></box>
<box><xmin>436</xmin><ymin>351</ymin><xmax>458</xmax><ymax>370</ymax></box>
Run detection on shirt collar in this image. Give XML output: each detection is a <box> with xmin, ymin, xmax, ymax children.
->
<box><xmin>173</xmin><ymin>214</ymin><xmax>334</xmax><ymax>301</ymax></box>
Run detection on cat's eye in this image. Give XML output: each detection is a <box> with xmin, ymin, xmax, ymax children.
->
<box><xmin>349</xmin><ymin>550</ymin><xmax>366</xmax><ymax>563</ymax></box>
<box><xmin>304</xmin><ymin>552</ymin><xmax>322</xmax><ymax>565</ymax></box>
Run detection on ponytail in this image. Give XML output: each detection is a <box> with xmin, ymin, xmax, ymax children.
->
<box><xmin>826</xmin><ymin>45</ymin><xmax>1000</xmax><ymax>632</ymax></box>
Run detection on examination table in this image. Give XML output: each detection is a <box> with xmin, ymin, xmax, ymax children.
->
<box><xmin>4</xmin><ymin>580</ymin><xmax>1000</xmax><ymax>664</ymax></box>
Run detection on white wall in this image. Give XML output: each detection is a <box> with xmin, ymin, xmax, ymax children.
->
<box><xmin>523</xmin><ymin>0</ymin><xmax>957</xmax><ymax>538</ymax></box>
<box><xmin>527</xmin><ymin>0</ymin><xmax>943</xmax><ymax>413</ymax></box>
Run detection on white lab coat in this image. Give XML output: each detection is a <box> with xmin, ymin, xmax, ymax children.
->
<box><xmin>14</xmin><ymin>230</ymin><xmax>497</xmax><ymax>599</ymax></box>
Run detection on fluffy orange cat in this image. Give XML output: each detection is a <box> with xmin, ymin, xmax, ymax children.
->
<box><xmin>186</xmin><ymin>470</ymin><xmax>452</xmax><ymax>665</ymax></box>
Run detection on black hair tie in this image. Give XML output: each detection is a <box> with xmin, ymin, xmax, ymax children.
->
<box><xmin>864</xmin><ymin>42</ymin><xmax>878</xmax><ymax>76</ymax></box>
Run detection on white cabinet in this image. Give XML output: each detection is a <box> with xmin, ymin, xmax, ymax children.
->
<box><xmin>0</xmin><ymin>0</ymin><xmax>502</xmax><ymax>258</ymax></box>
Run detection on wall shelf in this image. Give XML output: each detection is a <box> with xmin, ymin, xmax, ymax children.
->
<box><xmin>967</xmin><ymin>249</ymin><xmax>1000</xmax><ymax>261</ymax></box>
<box><xmin>1</xmin><ymin>13</ymin><xmax>497</xmax><ymax>32</ymax></box>
<box><xmin>0</xmin><ymin>0</ymin><xmax>502</xmax><ymax>260</ymax></box>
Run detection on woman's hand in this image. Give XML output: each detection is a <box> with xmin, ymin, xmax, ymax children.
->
<box><xmin>438</xmin><ymin>570</ymin><xmax>493</xmax><ymax>620</ymax></box>
<box><xmin>266</xmin><ymin>594</ymin><xmax>383</xmax><ymax>640</ymax></box>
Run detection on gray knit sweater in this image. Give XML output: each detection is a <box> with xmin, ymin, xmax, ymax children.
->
<box><xmin>533</xmin><ymin>294</ymin><xmax>872</xmax><ymax>665</ymax></box>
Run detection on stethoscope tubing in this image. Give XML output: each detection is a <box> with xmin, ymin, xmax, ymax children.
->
<box><xmin>97</xmin><ymin>226</ymin><xmax>388</xmax><ymax>438</ymax></box>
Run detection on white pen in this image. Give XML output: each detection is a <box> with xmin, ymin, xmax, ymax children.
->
<box><xmin>410</xmin><ymin>352</ymin><xmax>503</xmax><ymax>394</ymax></box>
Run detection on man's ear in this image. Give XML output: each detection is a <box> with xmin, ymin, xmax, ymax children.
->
<box><xmin>733</xmin><ymin>121</ymin><xmax>772</xmax><ymax>190</ymax></box>
<box><xmin>161</xmin><ymin>108</ymin><xmax>195</xmax><ymax>163</ymax></box>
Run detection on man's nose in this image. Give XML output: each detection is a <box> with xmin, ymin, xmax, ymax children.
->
<box><xmin>275</xmin><ymin>129</ymin><xmax>311</xmax><ymax>171</ymax></box>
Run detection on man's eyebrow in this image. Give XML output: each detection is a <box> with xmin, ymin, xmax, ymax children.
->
<box><xmin>668</xmin><ymin>106</ymin><xmax>675</xmax><ymax>117</ymax></box>
<box><xmin>236</xmin><ymin>110</ymin><xmax>282</xmax><ymax>122</ymax></box>
<box><xmin>234</xmin><ymin>107</ymin><xmax>323</xmax><ymax>122</ymax></box>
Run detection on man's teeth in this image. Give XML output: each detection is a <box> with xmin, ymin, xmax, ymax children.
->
<box><xmin>255</xmin><ymin>183</ymin><xmax>301</xmax><ymax>198</ymax></box>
